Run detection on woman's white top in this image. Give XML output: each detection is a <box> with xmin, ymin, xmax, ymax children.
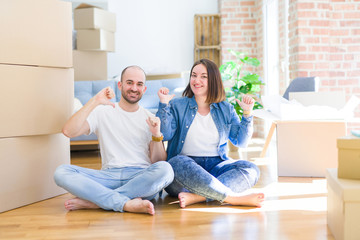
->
<box><xmin>180</xmin><ymin>112</ymin><xmax>219</xmax><ymax>156</ymax></box>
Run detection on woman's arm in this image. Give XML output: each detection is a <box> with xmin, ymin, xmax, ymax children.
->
<box><xmin>156</xmin><ymin>87</ymin><xmax>177</xmax><ymax>141</ymax></box>
<box><xmin>228</xmin><ymin>95</ymin><xmax>255</xmax><ymax>147</ymax></box>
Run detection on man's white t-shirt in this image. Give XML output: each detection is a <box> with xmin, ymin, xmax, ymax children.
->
<box><xmin>87</xmin><ymin>104</ymin><xmax>153</xmax><ymax>170</ymax></box>
<box><xmin>180</xmin><ymin>112</ymin><xmax>219</xmax><ymax>157</ymax></box>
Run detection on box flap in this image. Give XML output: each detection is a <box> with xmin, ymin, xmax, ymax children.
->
<box><xmin>75</xmin><ymin>3</ymin><xmax>101</xmax><ymax>10</ymax></box>
<box><xmin>327</xmin><ymin>168</ymin><xmax>360</xmax><ymax>201</ymax></box>
<box><xmin>289</xmin><ymin>91</ymin><xmax>345</xmax><ymax>110</ymax></box>
<box><xmin>337</xmin><ymin>136</ymin><xmax>360</xmax><ymax>149</ymax></box>
<box><xmin>254</xmin><ymin>94</ymin><xmax>360</xmax><ymax>121</ymax></box>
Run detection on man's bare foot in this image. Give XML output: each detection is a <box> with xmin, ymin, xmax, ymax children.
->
<box><xmin>224</xmin><ymin>193</ymin><xmax>265</xmax><ymax>207</ymax></box>
<box><xmin>64</xmin><ymin>197</ymin><xmax>99</xmax><ymax>211</ymax></box>
<box><xmin>123</xmin><ymin>198</ymin><xmax>155</xmax><ymax>215</ymax></box>
<box><xmin>178</xmin><ymin>192</ymin><xmax>206</xmax><ymax>208</ymax></box>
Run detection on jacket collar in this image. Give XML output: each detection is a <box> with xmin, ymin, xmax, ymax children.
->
<box><xmin>188</xmin><ymin>96</ymin><xmax>220</xmax><ymax>109</ymax></box>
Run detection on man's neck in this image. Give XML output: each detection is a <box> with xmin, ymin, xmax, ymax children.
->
<box><xmin>118</xmin><ymin>100</ymin><xmax>139</xmax><ymax>112</ymax></box>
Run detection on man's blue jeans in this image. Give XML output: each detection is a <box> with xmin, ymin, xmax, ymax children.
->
<box><xmin>165</xmin><ymin>155</ymin><xmax>260</xmax><ymax>202</ymax></box>
<box><xmin>54</xmin><ymin>161</ymin><xmax>174</xmax><ymax>212</ymax></box>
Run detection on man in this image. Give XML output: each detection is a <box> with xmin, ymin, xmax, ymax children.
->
<box><xmin>54</xmin><ymin>66</ymin><xmax>174</xmax><ymax>215</ymax></box>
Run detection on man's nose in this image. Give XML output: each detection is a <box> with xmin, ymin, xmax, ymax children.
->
<box><xmin>130</xmin><ymin>84</ymin><xmax>137</xmax><ymax>91</ymax></box>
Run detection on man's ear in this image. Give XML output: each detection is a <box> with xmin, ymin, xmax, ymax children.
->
<box><xmin>117</xmin><ymin>81</ymin><xmax>122</xmax><ymax>89</ymax></box>
<box><xmin>142</xmin><ymin>85</ymin><xmax>147</xmax><ymax>93</ymax></box>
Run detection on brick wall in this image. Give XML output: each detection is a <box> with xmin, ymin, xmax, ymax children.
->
<box><xmin>220</xmin><ymin>0</ymin><xmax>360</xmax><ymax>137</ymax></box>
<box><xmin>219</xmin><ymin>0</ymin><xmax>265</xmax><ymax>137</ymax></box>
<box><xmin>289</xmin><ymin>0</ymin><xmax>360</xmax><ymax>131</ymax></box>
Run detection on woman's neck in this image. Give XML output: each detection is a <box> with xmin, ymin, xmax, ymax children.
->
<box><xmin>195</xmin><ymin>96</ymin><xmax>210</xmax><ymax>116</ymax></box>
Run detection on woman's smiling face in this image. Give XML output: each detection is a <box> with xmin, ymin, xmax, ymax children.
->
<box><xmin>190</xmin><ymin>63</ymin><xmax>208</xmax><ymax>98</ymax></box>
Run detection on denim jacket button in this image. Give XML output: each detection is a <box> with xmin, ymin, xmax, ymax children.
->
<box><xmin>181</xmin><ymin>141</ymin><xmax>184</xmax><ymax>143</ymax></box>
<box><xmin>186</xmin><ymin>126</ymin><xmax>188</xmax><ymax>128</ymax></box>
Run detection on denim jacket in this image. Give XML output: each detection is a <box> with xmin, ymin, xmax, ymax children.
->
<box><xmin>156</xmin><ymin>96</ymin><xmax>253</xmax><ymax>161</ymax></box>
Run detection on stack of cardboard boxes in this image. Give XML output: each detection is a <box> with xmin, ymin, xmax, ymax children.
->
<box><xmin>327</xmin><ymin>136</ymin><xmax>360</xmax><ymax>240</ymax></box>
<box><xmin>0</xmin><ymin>0</ymin><xmax>73</xmax><ymax>212</ymax></box>
<box><xmin>73</xmin><ymin>3</ymin><xmax>116</xmax><ymax>81</ymax></box>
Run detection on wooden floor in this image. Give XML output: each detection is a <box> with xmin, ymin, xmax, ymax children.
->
<box><xmin>0</xmin><ymin>139</ymin><xmax>335</xmax><ymax>240</ymax></box>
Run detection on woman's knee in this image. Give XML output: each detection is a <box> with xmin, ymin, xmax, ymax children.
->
<box><xmin>242</xmin><ymin>162</ymin><xmax>260</xmax><ymax>186</ymax></box>
<box><xmin>167</xmin><ymin>155</ymin><xmax>194</xmax><ymax>171</ymax></box>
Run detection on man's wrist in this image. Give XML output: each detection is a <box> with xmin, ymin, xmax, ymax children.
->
<box><xmin>152</xmin><ymin>134</ymin><xmax>164</xmax><ymax>142</ymax></box>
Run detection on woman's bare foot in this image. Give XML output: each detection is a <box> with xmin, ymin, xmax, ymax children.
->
<box><xmin>224</xmin><ymin>193</ymin><xmax>265</xmax><ymax>207</ymax></box>
<box><xmin>123</xmin><ymin>198</ymin><xmax>155</xmax><ymax>215</ymax></box>
<box><xmin>178</xmin><ymin>192</ymin><xmax>206</xmax><ymax>208</ymax></box>
<box><xmin>64</xmin><ymin>197</ymin><xmax>99</xmax><ymax>211</ymax></box>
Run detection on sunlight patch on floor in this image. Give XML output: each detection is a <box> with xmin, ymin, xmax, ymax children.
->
<box><xmin>180</xmin><ymin>196</ymin><xmax>327</xmax><ymax>214</ymax></box>
<box><xmin>180</xmin><ymin>179</ymin><xmax>328</xmax><ymax>214</ymax></box>
<box><xmin>261</xmin><ymin>179</ymin><xmax>327</xmax><ymax>197</ymax></box>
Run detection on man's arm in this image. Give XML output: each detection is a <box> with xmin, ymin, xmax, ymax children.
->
<box><xmin>62</xmin><ymin>87</ymin><xmax>115</xmax><ymax>138</ymax></box>
<box><xmin>146</xmin><ymin>117</ymin><xmax>167</xmax><ymax>163</ymax></box>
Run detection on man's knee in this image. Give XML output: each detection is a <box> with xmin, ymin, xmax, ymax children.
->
<box><xmin>152</xmin><ymin>161</ymin><xmax>174</xmax><ymax>182</ymax></box>
<box><xmin>53</xmin><ymin>164</ymin><xmax>72</xmax><ymax>186</ymax></box>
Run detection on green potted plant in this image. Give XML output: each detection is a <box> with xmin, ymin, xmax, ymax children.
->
<box><xmin>219</xmin><ymin>49</ymin><xmax>264</xmax><ymax>119</ymax></box>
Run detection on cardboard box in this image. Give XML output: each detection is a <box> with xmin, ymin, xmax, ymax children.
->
<box><xmin>0</xmin><ymin>134</ymin><xmax>70</xmax><ymax>213</ymax></box>
<box><xmin>337</xmin><ymin>136</ymin><xmax>360</xmax><ymax>179</ymax></box>
<box><xmin>73</xmin><ymin>50</ymin><xmax>108</xmax><ymax>81</ymax></box>
<box><xmin>74</xmin><ymin>3</ymin><xmax>116</xmax><ymax>32</ymax></box>
<box><xmin>327</xmin><ymin>168</ymin><xmax>360</xmax><ymax>240</ymax></box>
<box><xmin>277</xmin><ymin>120</ymin><xmax>346</xmax><ymax>177</ymax></box>
<box><xmin>0</xmin><ymin>64</ymin><xmax>73</xmax><ymax>138</ymax></box>
<box><xmin>256</xmin><ymin>92</ymin><xmax>357</xmax><ymax>177</ymax></box>
<box><xmin>77</xmin><ymin>29</ymin><xmax>115</xmax><ymax>52</ymax></box>
<box><xmin>0</xmin><ymin>0</ymin><xmax>72</xmax><ymax>68</ymax></box>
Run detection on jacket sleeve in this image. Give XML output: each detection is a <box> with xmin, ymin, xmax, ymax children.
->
<box><xmin>228</xmin><ymin>105</ymin><xmax>254</xmax><ymax>148</ymax></box>
<box><xmin>156</xmin><ymin>101</ymin><xmax>178</xmax><ymax>141</ymax></box>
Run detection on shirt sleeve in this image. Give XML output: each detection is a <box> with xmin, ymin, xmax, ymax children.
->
<box><xmin>86</xmin><ymin>106</ymin><xmax>99</xmax><ymax>135</ymax></box>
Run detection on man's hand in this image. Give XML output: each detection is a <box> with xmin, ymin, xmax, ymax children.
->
<box><xmin>94</xmin><ymin>87</ymin><xmax>116</xmax><ymax>108</ymax></box>
<box><xmin>235</xmin><ymin>94</ymin><xmax>255</xmax><ymax>112</ymax></box>
<box><xmin>158</xmin><ymin>87</ymin><xmax>175</xmax><ymax>104</ymax></box>
<box><xmin>146</xmin><ymin>116</ymin><xmax>162</xmax><ymax>137</ymax></box>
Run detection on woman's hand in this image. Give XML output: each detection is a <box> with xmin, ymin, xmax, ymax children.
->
<box><xmin>157</xmin><ymin>87</ymin><xmax>175</xmax><ymax>104</ymax></box>
<box><xmin>235</xmin><ymin>94</ymin><xmax>255</xmax><ymax>113</ymax></box>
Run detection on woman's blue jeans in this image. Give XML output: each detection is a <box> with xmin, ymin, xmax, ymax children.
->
<box><xmin>165</xmin><ymin>155</ymin><xmax>260</xmax><ymax>202</ymax></box>
<box><xmin>54</xmin><ymin>161</ymin><xmax>174</xmax><ymax>212</ymax></box>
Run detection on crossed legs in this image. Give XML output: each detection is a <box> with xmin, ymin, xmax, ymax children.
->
<box><xmin>54</xmin><ymin>161</ymin><xmax>174</xmax><ymax>215</ymax></box>
<box><xmin>165</xmin><ymin>155</ymin><xmax>265</xmax><ymax>208</ymax></box>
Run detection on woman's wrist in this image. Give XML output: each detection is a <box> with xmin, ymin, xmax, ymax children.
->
<box><xmin>243</xmin><ymin>110</ymin><xmax>252</xmax><ymax>116</ymax></box>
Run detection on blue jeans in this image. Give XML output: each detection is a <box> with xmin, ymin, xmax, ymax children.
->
<box><xmin>54</xmin><ymin>161</ymin><xmax>174</xmax><ymax>212</ymax></box>
<box><xmin>165</xmin><ymin>155</ymin><xmax>260</xmax><ymax>202</ymax></box>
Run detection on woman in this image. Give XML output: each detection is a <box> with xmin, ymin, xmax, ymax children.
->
<box><xmin>156</xmin><ymin>59</ymin><xmax>265</xmax><ymax>208</ymax></box>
